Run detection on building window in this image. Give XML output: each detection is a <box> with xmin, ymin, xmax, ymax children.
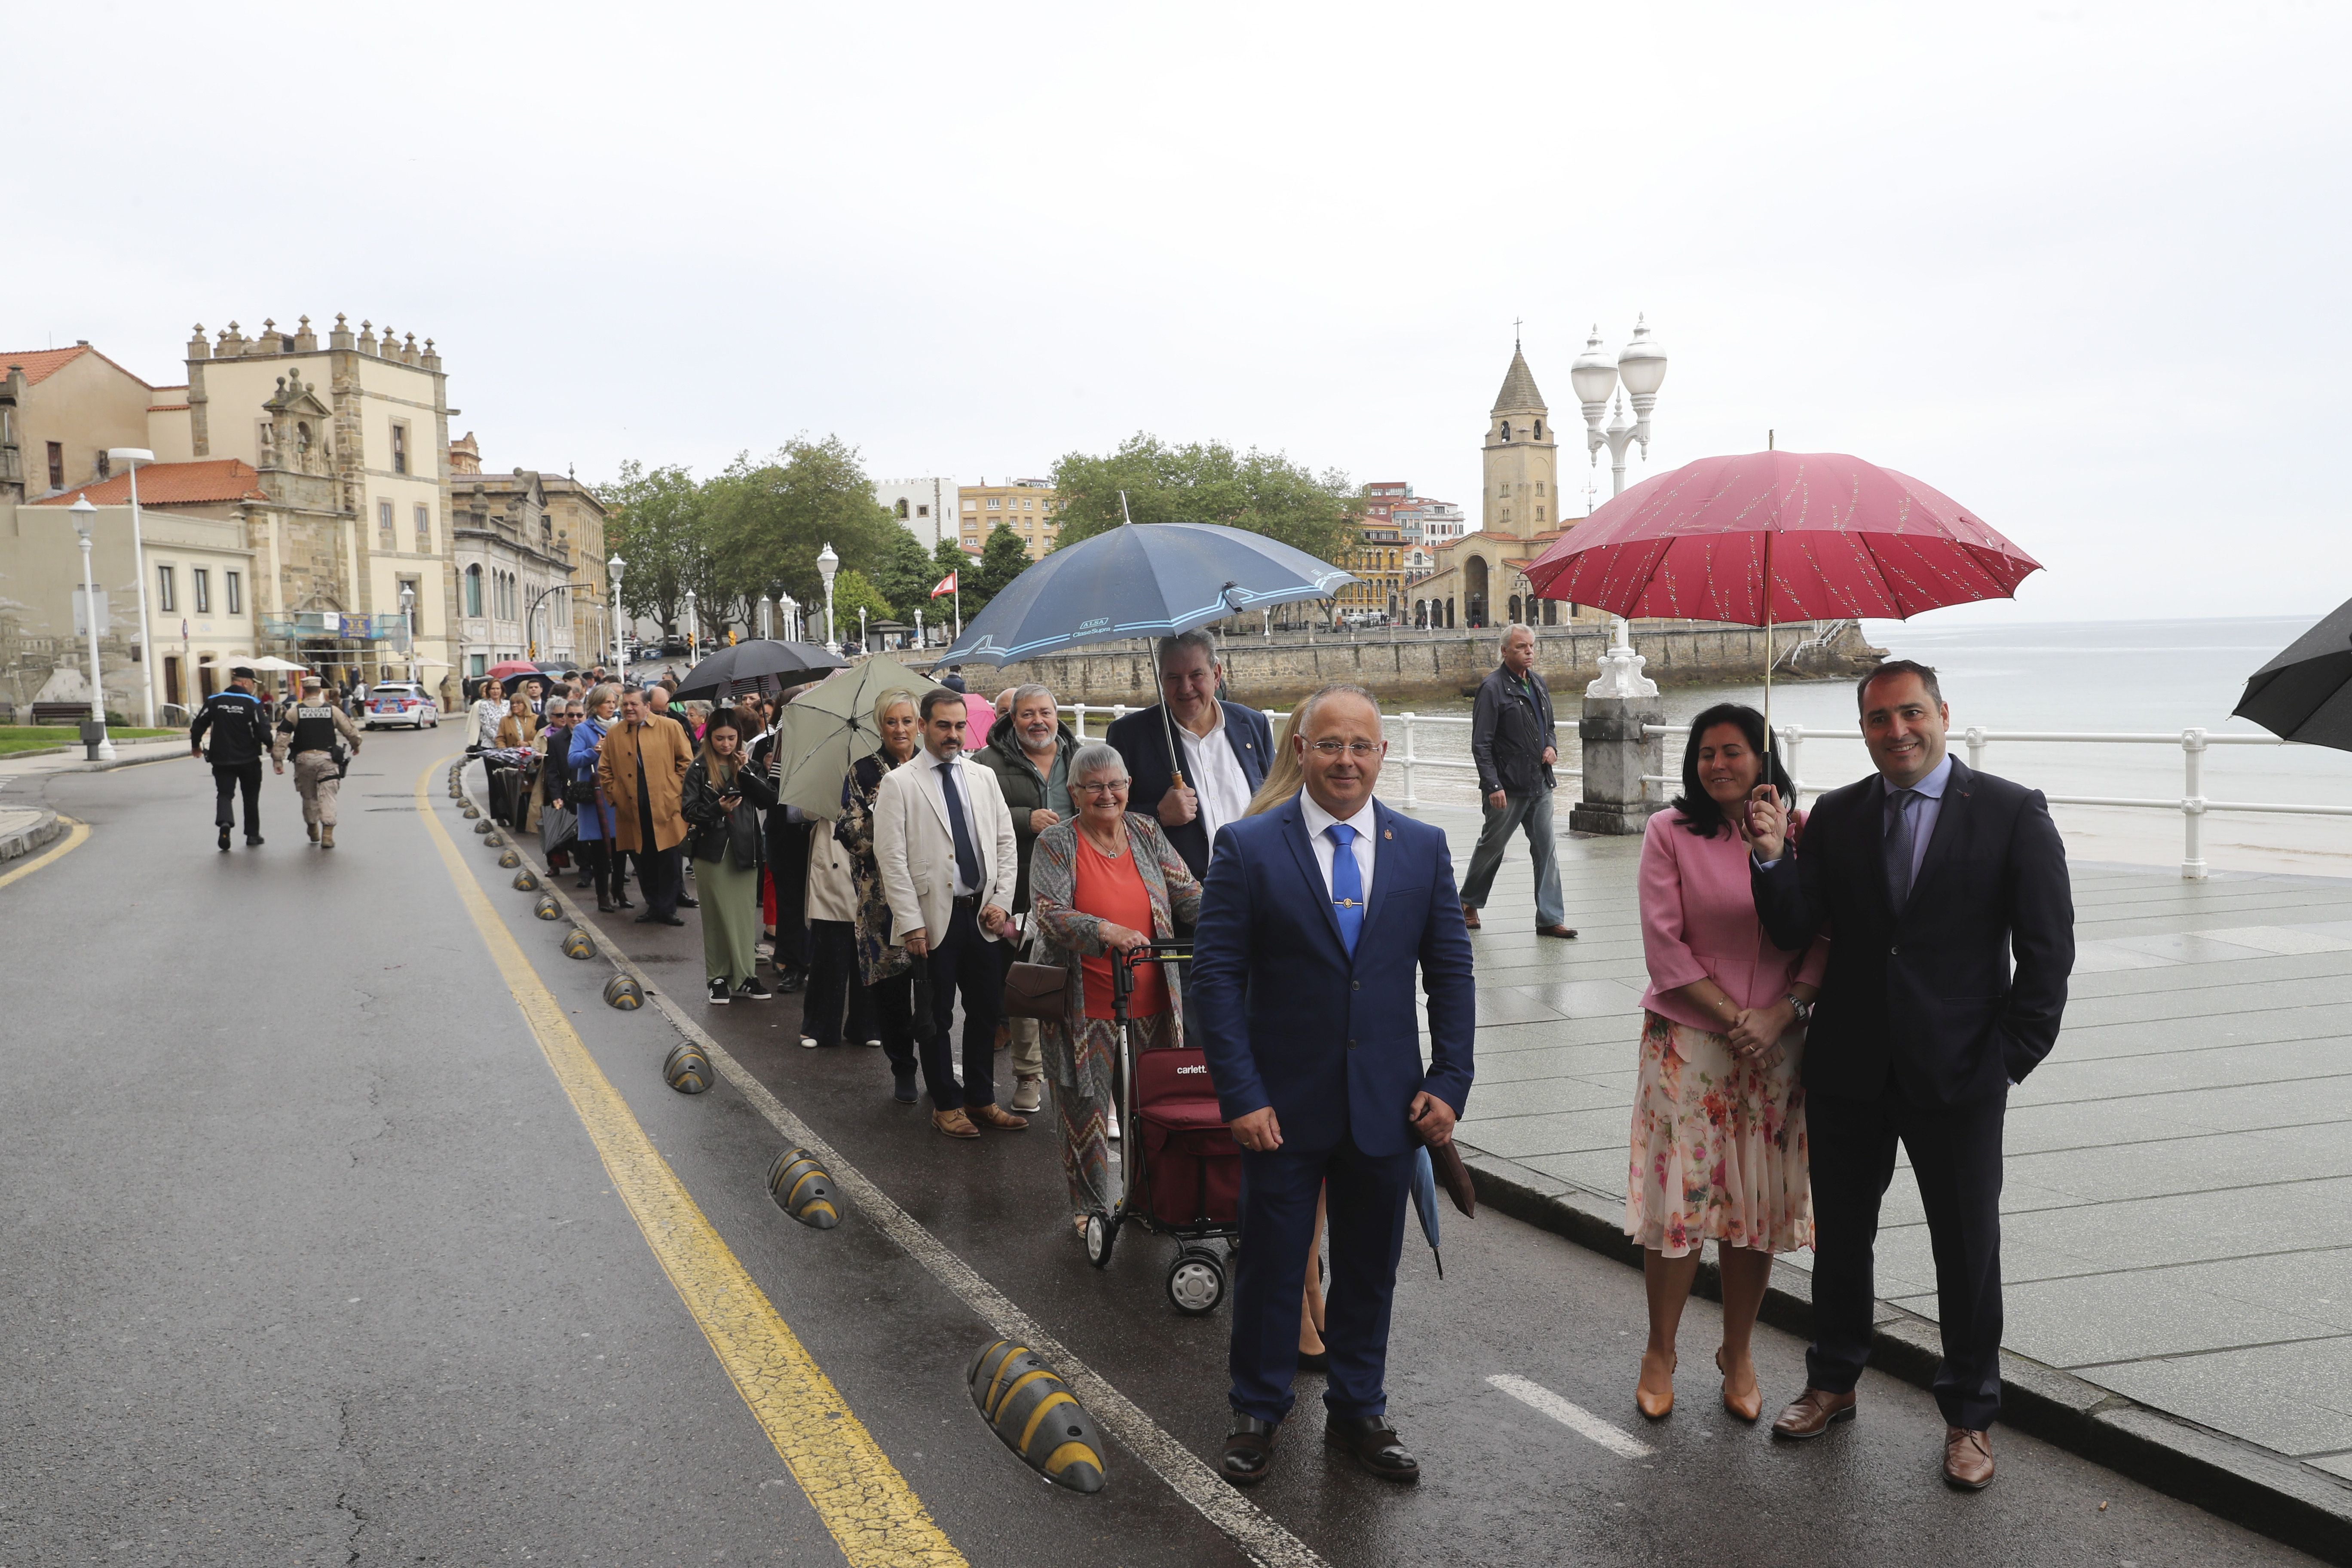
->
<box><xmin>95</xmin><ymin>451</ymin><xmax>111</xmax><ymax>481</ymax></box>
<box><xmin>895</xmin><ymin>499</ymin><xmax>910</xmax><ymax>519</ymax></box>
<box><xmin>1533</xmin><ymin>421</ymin><xmax>1543</xmax><ymax>439</ymax></box>
<box><xmin>963</xmin><ymin>500</ymin><xmax>977</xmax><ymax>512</ymax></box>
<box><xmin>1536</xmin><ymin>507</ymin><xmax>1544</xmax><ymax>522</ymax></box>
<box><xmin>986</xmin><ymin>497</ymin><xmax>1001</xmax><ymax>508</ymax></box>
<box><xmin>469</xmin><ymin>653</ymin><xmax>486</xmax><ymax>679</ymax></box>
<box><xmin>391</xmin><ymin>423</ymin><xmax>409</xmax><ymax>475</ymax></box>
<box><xmin>225</xmin><ymin>571</ymin><xmax>242</xmax><ymax>615</ymax></box>
<box><xmin>193</xmin><ymin>568</ymin><xmax>211</xmax><ymax>614</ymax></box>
<box><xmin>465</xmin><ymin>564</ymin><xmax>483</xmax><ymax>617</ymax></box>
<box><xmin>916</xmin><ymin>504</ymin><xmax>929</xmax><ymax>518</ymax></box>
<box><xmin>378</xmin><ymin>499</ymin><xmax>395</xmax><ymax>548</ymax></box>
<box><xmin>414</xmin><ymin>503</ymin><xmax>431</xmax><ymax>551</ymax></box>
<box><xmin>47</xmin><ymin>441</ymin><xmax>63</xmax><ymax>490</ymax></box>
<box><xmin>156</xmin><ymin>564</ymin><xmax>176</xmax><ymax>612</ymax></box>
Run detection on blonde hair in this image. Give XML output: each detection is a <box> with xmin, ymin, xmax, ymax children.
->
<box><xmin>585</xmin><ymin>681</ymin><xmax>621</xmax><ymax>713</ymax></box>
<box><xmin>1243</xmin><ymin>697</ymin><xmax>1310</xmax><ymax>817</ymax></box>
<box><xmin>872</xmin><ymin>688</ymin><xmax>919</xmax><ymax>729</ymax></box>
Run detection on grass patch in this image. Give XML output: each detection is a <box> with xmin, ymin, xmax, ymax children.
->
<box><xmin>0</xmin><ymin>726</ymin><xmax>179</xmax><ymax>756</ymax></box>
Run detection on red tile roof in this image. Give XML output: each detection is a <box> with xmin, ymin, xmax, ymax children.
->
<box><xmin>33</xmin><ymin>459</ymin><xmax>266</xmax><ymax>507</ymax></box>
<box><xmin>0</xmin><ymin>343</ymin><xmax>159</xmax><ymax>389</ymax></box>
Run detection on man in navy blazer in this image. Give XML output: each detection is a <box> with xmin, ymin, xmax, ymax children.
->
<box><xmin>1106</xmin><ymin>630</ymin><xmax>1274</xmax><ymax>883</ymax></box>
<box><xmin>1746</xmin><ymin>660</ymin><xmax>2073</xmax><ymax>1492</ymax></box>
<box><xmin>1191</xmin><ymin>682</ymin><xmax>1476</xmax><ymax>1488</ymax></box>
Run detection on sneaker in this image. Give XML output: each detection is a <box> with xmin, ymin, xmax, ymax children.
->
<box><xmin>707</xmin><ymin>978</ymin><xmax>732</xmax><ymax>1004</ymax></box>
<box><xmin>1011</xmin><ymin>1075</ymin><xmax>1044</xmax><ymax>1113</ymax></box>
<box><xmin>736</xmin><ymin>976</ymin><xmax>772</xmax><ymax>1001</ymax></box>
<box><xmin>799</xmin><ymin>1035</ymin><xmax>820</xmax><ymax>1050</ymax></box>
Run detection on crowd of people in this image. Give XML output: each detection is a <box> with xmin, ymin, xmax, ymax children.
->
<box><xmin>426</xmin><ymin>630</ymin><xmax>2075</xmax><ymax>1499</ymax></box>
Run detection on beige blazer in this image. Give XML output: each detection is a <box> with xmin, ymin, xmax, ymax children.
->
<box><xmin>874</xmin><ymin>749</ymin><xmax>1020</xmax><ymax>946</ymax></box>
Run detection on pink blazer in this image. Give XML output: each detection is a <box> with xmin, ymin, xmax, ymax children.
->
<box><xmin>1638</xmin><ymin>808</ymin><xmax>1828</xmax><ymax>1032</ymax></box>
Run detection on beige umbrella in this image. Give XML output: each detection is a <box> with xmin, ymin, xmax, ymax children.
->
<box><xmin>763</xmin><ymin>655</ymin><xmax>950</xmax><ymax>820</ymax></box>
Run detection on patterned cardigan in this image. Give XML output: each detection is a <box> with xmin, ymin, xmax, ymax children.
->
<box><xmin>1029</xmin><ymin>813</ymin><xmax>1202</xmax><ymax>1049</ymax></box>
<box><xmin>836</xmin><ymin>750</ymin><xmax>915</xmax><ymax>987</ymax></box>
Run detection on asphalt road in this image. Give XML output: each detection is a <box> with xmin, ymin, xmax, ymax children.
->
<box><xmin>0</xmin><ymin>728</ymin><xmax>2324</xmax><ymax>1566</ymax></box>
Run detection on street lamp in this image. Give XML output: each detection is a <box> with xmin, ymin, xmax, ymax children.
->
<box><xmin>684</xmin><ymin>588</ymin><xmax>699</xmax><ymax>663</ymax></box>
<box><xmin>780</xmin><ymin>592</ymin><xmax>798</xmax><ymax>644</ymax></box>
<box><xmin>67</xmin><ymin>496</ymin><xmax>116</xmax><ymax>761</ymax></box>
<box><xmin>107</xmin><ymin>448</ymin><xmax>159</xmax><ymax>726</ymax></box>
<box><xmin>398</xmin><ymin>582</ymin><xmax>416</xmax><ymax>681</ymax></box>
<box><xmin>1568</xmin><ymin>319</ymin><xmax>1670</xmax><ymax>646</ymax></box>
<box><xmin>608</xmin><ymin>554</ymin><xmax>626</xmax><ymax>684</ymax></box>
<box><xmin>757</xmin><ymin>591</ymin><xmax>774</xmax><ymax>641</ymax></box>
<box><xmin>815</xmin><ymin>542</ymin><xmax>839</xmax><ymax>648</ymax></box>
<box><xmin>857</xmin><ymin>604</ymin><xmax>868</xmax><ymax>651</ymax></box>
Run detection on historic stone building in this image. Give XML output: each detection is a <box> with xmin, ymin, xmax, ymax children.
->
<box><xmin>445</xmin><ymin>433</ymin><xmax>606</xmax><ymax>680</ymax></box>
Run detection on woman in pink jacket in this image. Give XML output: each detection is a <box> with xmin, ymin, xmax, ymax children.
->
<box><xmin>1628</xmin><ymin>703</ymin><xmax>1826</xmax><ymax>1424</ymax></box>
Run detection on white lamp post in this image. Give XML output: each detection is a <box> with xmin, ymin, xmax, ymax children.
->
<box><xmin>815</xmin><ymin>542</ymin><xmax>839</xmax><ymax>648</ymax></box>
<box><xmin>684</xmin><ymin>588</ymin><xmax>699</xmax><ymax>663</ymax></box>
<box><xmin>67</xmin><ymin>496</ymin><xmax>116</xmax><ymax>760</ymax></box>
<box><xmin>107</xmin><ymin>448</ymin><xmax>159</xmax><ymax>726</ymax></box>
<box><xmin>1568</xmin><ymin>319</ymin><xmax>1670</xmax><ymax>648</ymax></box>
<box><xmin>857</xmin><ymin>605</ymin><xmax>868</xmax><ymax>652</ymax></box>
<box><xmin>780</xmin><ymin>592</ymin><xmax>798</xmax><ymax>643</ymax></box>
<box><xmin>914</xmin><ymin>607</ymin><xmax>924</xmax><ymax>648</ymax></box>
<box><xmin>398</xmin><ymin>582</ymin><xmax>416</xmax><ymax>680</ymax></box>
<box><xmin>608</xmin><ymin>554</ymin><xmax>626</xmax><ymax>683</ymax></box>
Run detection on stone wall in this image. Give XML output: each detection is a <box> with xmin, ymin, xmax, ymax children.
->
<box><xmin>974</xmin><ymin>619</ymin><xmax>1883</xmax><ymax>706</ymax></box>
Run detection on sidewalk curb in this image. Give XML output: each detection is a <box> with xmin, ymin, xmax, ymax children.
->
<box><xmin>1458</xmin><ymin>1147</ymin><xmax>2352</xmax><ymax>1566</ymax></box>
<box><xmin>0</xmin><ymin>808</ymin><xmax>64</xmax><ymax>864</ymax></box>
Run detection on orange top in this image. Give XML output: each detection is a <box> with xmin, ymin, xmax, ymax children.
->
<box><xmin>1074</xmin><ymin>831</ymin><xmax>1166</xmax><ymax>1019</ymax></box>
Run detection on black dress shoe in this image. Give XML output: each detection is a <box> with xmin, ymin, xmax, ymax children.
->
<box><xmin>217</xmin><ymin>828</ymin><xmax>231</xmax><ymax>851</ymax></box>
<box><xmin>777</xmin><ymin>968</ymin><xmax>806</xmax><ymax>994</ymax></box>
<box><xmin>677</xmin><ymin>894</ymin><xmax>698</xmax><ymax>908</ymax></box>
<box><xmin>1325</xmin><ymin>1414</ymin><xmax>1418</xmax><ymax>1483</ymax></box>
<box><xmin>1221</xmin><ymin>1414</ymin><xmax>1279</xmax><ymax>1487</ymax></box>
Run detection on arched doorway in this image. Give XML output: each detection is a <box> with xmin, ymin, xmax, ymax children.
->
<box><xmin>1464</xmin><ymin>556</ymin><xmax>1489</xmax><ymax>628</ymax></box>
<box><xmin>1508</xmin><ymin>594</ymin><xmax>1523</xmax><ymax>625</ymax></box>
<box><xmin>1446</xmin><ymin>597</ymin><xmax>1456</xmax><ymax>628</ymax></box>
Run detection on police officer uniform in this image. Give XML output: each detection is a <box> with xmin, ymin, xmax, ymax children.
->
<box><xmin>189</xmin><ymin>671</ymin><xmax>274</xmax><ymax>850</ymax></box>
<box><xmin>273</xmin><ymin>684</ymin><xmax>365</xmax><ymax>847</ymax></box>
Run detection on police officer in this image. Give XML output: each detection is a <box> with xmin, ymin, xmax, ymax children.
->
<box><xmin>189</xmin><ymin>666</ymin><xmax>274</xmax><ymax>851</ymax></box>
<box><xmin>273</xmin><ymin>675</ymin><xmax>365</xmax><ymax>848</ymax></box>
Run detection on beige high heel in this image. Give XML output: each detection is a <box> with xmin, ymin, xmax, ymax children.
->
<box><xmin>1717</xmin><ymin>1348</ymin><xmax>1762</xmax><ymax>1423</ymax></box>
<box><xmin>1636</xmin><ymin>1351</ymin><xmax>1677</xmax><ymax>1420</ymax></box>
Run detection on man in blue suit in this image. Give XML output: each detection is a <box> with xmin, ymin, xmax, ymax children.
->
<box><xmin>1191</xmin><ymin>682</ymin><xmax>1476</xmax><ymax>1488</ymax></box>
<box><xmin>1106</xmin><ymin>630</ymin><xmax>1274</xmax><ymax>883</ymax></box>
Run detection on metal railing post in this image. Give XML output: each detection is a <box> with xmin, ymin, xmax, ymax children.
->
<box><xmin>1072</xmin><ymin>703</ymin><xmax>1089</xmax><ymax>741</ymax></box>
<box><xmin>1400</xmin><ymin>712</ymin><xmax>1418</xmax><ymax>808</ymax></box>
<box><xmin>1966</xmin><ymin>725</ymin><xmax>1988</xmax><ymax>773</ymax></box>
<box><xmin>1779</xmin><ymin>723</ymin><xmax>1804</xmax><ymax>800</ymax></box>
<box><xmin>2182</xmin><ymin>727</ymin><xmax>2208</xmax><ymax>881</ymax></box>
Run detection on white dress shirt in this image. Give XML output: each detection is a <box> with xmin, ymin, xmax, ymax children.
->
<box><xmin>1176</xmin><ymin>702</ymin><xmax>1253</xmax><ymax>846</ymax></box>
<box><xmin>1298</xmin><ymin>787</ymin><xmax>1376</xmax><ymax>905</ymax></box>
<box><xmin>916</xmin><ymin>744</ymin><xmax>984</xmax><ymax>896</ymax></box>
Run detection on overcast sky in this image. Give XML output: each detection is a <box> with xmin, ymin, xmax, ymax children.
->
<box><xmin>11</xmin><ymin>2</ymin><xmax>2344</xmax><ymax>624</ymax></box>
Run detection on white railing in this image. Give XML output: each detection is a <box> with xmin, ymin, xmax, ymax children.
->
<box><xmin>1057</xmin><ymin>703</ymin><xmax>1581</xmax><ymax>810</ymax></box>
<box><xmin>1643</xmin><ymin>723</ymin><xmax>2344</xmax><ymax>880</ymax></box>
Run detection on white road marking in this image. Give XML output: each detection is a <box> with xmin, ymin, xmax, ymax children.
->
<box><xmin>1487</xmin><ymin>1374</ymin><xmax>1655</xmax><ymax>1460</ymax></box>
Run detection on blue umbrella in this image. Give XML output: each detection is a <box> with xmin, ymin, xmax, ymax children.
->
<box><xmin>1410</xmin><ymin>1146</ymin><xmax>1444</xmax><ymax>1278</ymax></box>
<box><xmin>936</xmin><ymin>521</ymin><xmax>1354</xmax><ymax>666</ymax></box>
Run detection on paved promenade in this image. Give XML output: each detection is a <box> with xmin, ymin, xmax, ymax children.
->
<box><xmin>1433</xmin><ymin>804</ymin><xmax>2352</xmax><ymax>1497</ymax></box>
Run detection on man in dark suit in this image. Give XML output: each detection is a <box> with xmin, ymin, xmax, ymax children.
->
<box><xmin>1192</xmin><ymin>683</ymin><xmax>1476</xmax><ymax>1488</ymax></box>
<box><xmin>1106</xmin><ymin>629</ymin><xmax>1274</xmax><ymax>883</ymax></box>
<box><xmin>1745</xmin><ymin>659</ymin><xmax>2073</xmax><ymax>1491</ymax></box>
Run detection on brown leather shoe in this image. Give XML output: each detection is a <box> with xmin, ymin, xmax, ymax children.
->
<box><xmin>1943</xmin><ymin>1427</ymin><xmax>1994</xmax><ymax>1490</ymax></box>
<box><xmin>969</xmin><ymin>1102</ymin><xmax>1029</xmax><ymax>1131</ymax></box>
<box><xmin>1536</xmin><ymin>923</ymin><xmax>1578</xmax><ymax>939</ymax></box>
<box><xmin>1770</xmin><ymin>1386</ymin><xmax>1857</xmax><ymax>1439</ymax></box>
<box><xmin>1460</xmin><ymin>904</ymin><xmax>1482</xmax><ymax>929</ymax></box>
<box><xmin>931</xmin><ymin>1109</ymin><xmax>980</xmax><ymax>1139</ymax></box>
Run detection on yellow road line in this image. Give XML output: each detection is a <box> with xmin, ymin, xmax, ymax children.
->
<box><xmin>413</xmin><ymin>758</ymin><xmax>964</xmax><ymax>1568</ymax></box>
<box><xmin>0</xmin><ymin>817</ymin><xmax>89</xmax><ymax>893</ymax></box>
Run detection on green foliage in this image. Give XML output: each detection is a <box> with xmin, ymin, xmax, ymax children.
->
<box><xmin>873</xmin><ymin>528</ymin><xmax>940</xmax><ymax>623</ymax></box>
<box><xmin>827</xmin><ymin>569</ymin><xmax>896</xmax><ymax>642</ymax></box>
<box><xmin>1050</xmin><ymin>433</ymin><xmax>1356</xmax><ymax>562</ymax></box>
<box><xmin>977</xmin><ymin>524</ymin><xmax>1031</xmax><ymax>599</ymax></box>
<box><xmin>600</xmin><ymin>461</ymin><xmax>704</xmax><ymax>633</ymax></box>
<box><xmin>930</xmin><ymin>535</ymin><xmax>983</xmax><ymax>617</ymax></box>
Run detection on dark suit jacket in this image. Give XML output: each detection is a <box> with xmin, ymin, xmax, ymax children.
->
<box><xmin>1191</xmin><ymin>794</ymin><xmax>1476</xmax><ymax>1157</ymax></box>
<box><xmin>1752</xmin><ymin>757</ymin><xmax>2074</xmax><ymax>1107</ymax></box>
<box><xmin>1105</xmin><ymin>701</ymin><xmax>1275</xmax><ymax>881</ymax></box>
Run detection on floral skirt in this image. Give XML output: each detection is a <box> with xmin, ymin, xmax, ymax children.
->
<box><xmin>1624</xmin><ymin>1010</ymin><xmax>1812</xmax><ymax>1259</ymax></box>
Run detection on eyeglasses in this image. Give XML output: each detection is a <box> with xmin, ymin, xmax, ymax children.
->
<box><xmin>1072</xmin><ymin>780</ymin><xmax>1129</xmax><ymax>796</ymax></box>
<box><xmin>1308</xmin><ymin>740</ymin><xmax>1385</xmax><ymax>759</ymax></box>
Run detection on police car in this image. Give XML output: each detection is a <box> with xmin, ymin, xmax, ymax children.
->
<box><xmin>364</xmin><ymin>681</ymin><xmax>441</xmax><ymax>729</ymax></box>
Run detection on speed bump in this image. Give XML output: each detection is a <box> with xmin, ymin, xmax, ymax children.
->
<box><xmin>766</xmin><ymin>1148</ymin><xmax>840</xmax><ymax>1229</ymax></box>
<box><xmin>497</xmin><ymin>849</ymin><xmax>521</xmax><ymax>868</ymax></box>
<box><xmin>511</xmin><ymin>869</ymin><xmax>539</xmax><ymax>891</ymax></box>
<box><xmin>602</xmin><ymin>974</ymin><xmax>644</xmax><ymax>1010</ymax></box>
<box><xmin>462</xmin><ymin>805</ymin><xmax>479</xmax><ymax>820</ymax></box>
<box><xmin>966</xmin><ymin>1340</ymin><xmax>1106</xmax><ymax>1493</ymax></box>
<box><xmin>472</xmin><ymin>818</ymin><xmax>492</xmax><ymax>834</ymax></box>
<box><xmin>663</xmin><ymin>1043</ymin><xmax>714</xmax><ymax>1094</ymax></box>
<box><xmin>483</xmin><ymin>831</ymin><xmax>505</xmax><ymax>848</ymax></box>
<box><xmin>532</xmin><ymin>893</ymin><xmax>562</xmax><ymax>921</ymax></box>
<box><xmin>560</xmin><ymin>928</ymin><xmax>597</xmax><ymax>960</ymax></box>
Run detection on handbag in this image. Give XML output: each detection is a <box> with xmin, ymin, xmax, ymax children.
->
<box><xmin>1001</xmin><ymin>960</ymin><xmax>1073</xmax><ymax>1025</ymax></box>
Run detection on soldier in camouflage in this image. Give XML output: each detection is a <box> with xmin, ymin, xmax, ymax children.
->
<box><xmin>273</xmin><ymin>675</ymin><xmax>366</xmax><ymax>848</ymax></box>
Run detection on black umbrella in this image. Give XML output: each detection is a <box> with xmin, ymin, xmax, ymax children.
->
<box><xmin>2235</xmin><ymin>601</ymin><xmax>2352</xmax><ymax>750</ymax></box>
<box><xmin>671</xmin><ymin>639</ymin><xmax>847</xmax><ymax>702</ymax></box>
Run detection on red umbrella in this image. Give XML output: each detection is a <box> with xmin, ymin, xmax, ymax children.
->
<box><xmin>483</xmin><ymin>659</ymin><xmax>541</xmax><ymax>681</ymax></box>
<box><xmin>1523</xmin><ymin>449</ymin><xmax>2042</xmax><ymax>720</ymax></box>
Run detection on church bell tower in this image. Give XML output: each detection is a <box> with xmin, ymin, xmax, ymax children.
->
<box><xmin>1482</xmin><ymin>338</ymin><xmax>1559</xmax><ymax>538</ymax></box>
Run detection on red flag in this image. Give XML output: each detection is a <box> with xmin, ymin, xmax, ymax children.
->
<box><xmin>929</xmin><ymin>570</ymin><xmax>958</xmax><ymax>598</ymax></box>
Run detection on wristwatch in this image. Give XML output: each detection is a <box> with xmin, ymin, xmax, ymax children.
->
<box><xmin>1784</xmin><ymin>993</ymin><xmax>1815</xmax><ymax>1025</ymax></box>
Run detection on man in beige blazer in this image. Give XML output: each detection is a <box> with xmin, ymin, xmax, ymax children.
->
<box><xmin>875</xmin><ymin>688</ymin><xmax>1026</xmax><ymax>1137</ymax></box>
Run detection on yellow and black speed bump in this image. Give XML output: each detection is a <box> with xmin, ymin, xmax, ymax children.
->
<box><xmin>511</xmin><ymin>869</ymin><xmax>539</xmax><ymax>891</ymax></box>
<box><xmin>532</xmin><ymin>894</ymin><xmax>562</xmax><ymax>921</ymax></box>
<box><xmin>497</xmin><ymin>849</ymin><xmax>521</xmax><ymax>868</ymax></box>
<box><xmin>663</xmin><ymin>1043</ymin><xmax>714</xmax><ymax>1094</ymax></box>
<box><xmin>483</xmin><ymin>831</ymin><xmax>505</xmax><ymax>848</ymax></box>
<box><xmin>966</xmin><ymin>1340</ymin><xmax>1106</xmax><ymax>1493</ymax></box>
<box><xmin>765</xmin><ymin>1148</ymin><xmax>840</xmax><ymax>1229</ymax></box>
<box><xmin>472</xmin><ymin>818</ymin><xmax>492</xmax><ymax>834</ymax></box>
<box><xmin>560</xmin><ymin>928</ymin><xmax>597</xmax><ymax>959</ymax></box>
<box><xmin>462</xmin><ymin>805</ymin><xmax>479</xmax><ymax>820</ymax></box>
<box><xmin>602</xmin><ymin>974</ymin><xmax>645</xmax><ymax>1010</ymax></box>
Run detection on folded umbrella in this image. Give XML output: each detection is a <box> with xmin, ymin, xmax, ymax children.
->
<box><xmin>1409</xmin><ymin>1147</ymin><xmax>1444</xmax><ymax>1279</ymax></box>
<box><xmin>762</xmin><ymin>655</ymin><xmax>952</xmax><ymax>820</ymax></box>
<box><xmin>672</xmin><ymin>639</ymin><xmax>847</xmax><ymax>703</ymax></box>
<box><xmin>2235</xmin><ymin>600</ymin><xmax>2352</xmax><ymax>751</ymax></box>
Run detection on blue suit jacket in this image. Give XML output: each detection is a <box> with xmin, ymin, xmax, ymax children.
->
<box><xmin>1106</xmin><ymin>701</ymin><xmax>1274</xmax><ymax>882</ymax></box>
<box><xmin>1190</xmin><ymin>792</ymin><xmax>1476</xmax><ymax>1157</ymax></box>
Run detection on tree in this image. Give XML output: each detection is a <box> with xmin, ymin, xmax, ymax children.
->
<box><xmin>873</xmin><ymin>527</ymin><xmax>940</xmax><ymax>622</ymax></box>
<box><xmin>700</xmin><ymin>437</ymin><xmax>901</xmax><ymax>633</ymax></box>
<box><xmin>977</xmin><ymin>524</ymin><xmax>1031</xmax><ymax>600</ymax></box>
<box><xmin>826</xmin><ymin>569</ymin><xmax>895</xmax><ymax>644</ymax></box>
<box><xmin>599</xmin><ymin>461</ymin><xmax>704</xmax><ymax>634</ymax></box>
<box><xmin>1049</xmin><ymin>433</ymin><xmax>1356</xmax><ymax>563</ymax></box>
<box><xmin>930</xmin><ymin>535</ymin><xmax>984</xmax><ymax>618</ymax></box>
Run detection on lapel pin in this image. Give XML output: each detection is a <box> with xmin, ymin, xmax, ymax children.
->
<box><xmin>1384</xmin><ymin>828</ymin><xmax>1394</xmax><ymax>839</ymax></box>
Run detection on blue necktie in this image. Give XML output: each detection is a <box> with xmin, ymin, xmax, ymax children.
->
<box><xmin>1326</xmin><ymin>823</ymin><xmax>1363</xmax><ymax>956</ymax></box>
<box><xmin>1885</xmin><ymin>787</ymin><xmax>1920</xmax><ymax>914</ymax></box>
<box><xmin>939</xmin><ymin>758</ymin><xmax>983</xmax><ymax>894</ymax></box>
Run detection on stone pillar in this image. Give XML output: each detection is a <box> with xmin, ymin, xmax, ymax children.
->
<box><xmin>1570</xmin><ymin>627</ymin><xmax>1664</xmax><ymax>835</ymax></box>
